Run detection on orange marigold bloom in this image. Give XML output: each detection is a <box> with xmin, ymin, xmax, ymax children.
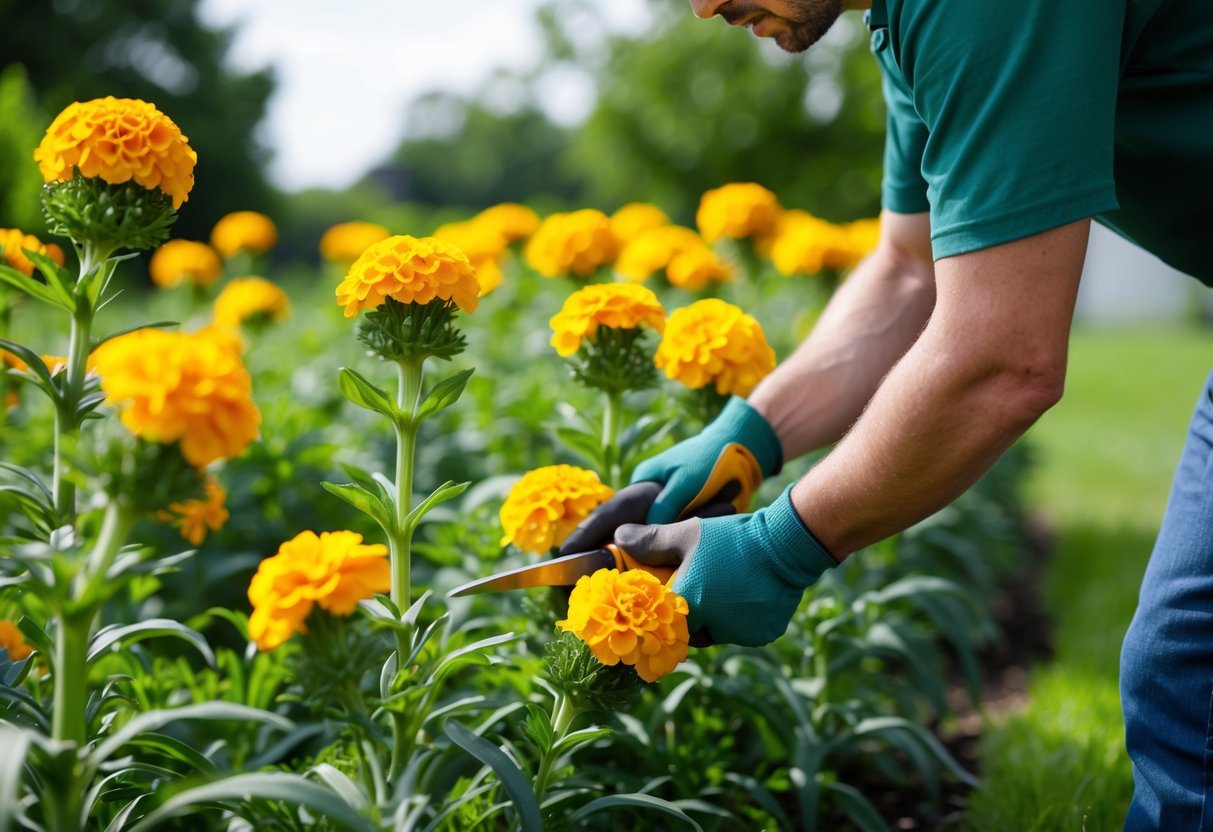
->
<box><xmin>557</xmin><ymin>568</ymin><xmax>690</xmax><ymax>683</ymax></box>
<box><xmin>33</xmin><ymin>97</ymin><xmax>196</xmax><ymax>209</ymax></box>
<box><xmin>210</xmin><ymin>211</ymin><xmax>278</xmax><ymax>259</ymax></box>
<box><xmin>473</xmin><ymin>202</ymin><xmax>539</xmax><ymax>243</ymax></box>
<box><xmin>247</xmin><ymin>530</ymin><xmax>390</xmax><ymax>651</ymax></box>
<box><xmin>158</xmin><ymin>477</ymin><xmax>229</xmax><ymax>546</ymax></box>
<box><xmin>610</xmin><ymin>203</ymin><xmax>670</xmax><ymax>242</ymax></box>
<box><xmin>667</xmin><ymin>245</ymin><xmax>733</xmax><ymax>292</ymax></box>
<box><xmin>213</xmin><ymin>277</ymin><xmax>291</xmax><ymax>329</ymax></box>
<box><xmin>524</xmin><ymin>209</ymin><xmax>619</xmax><ymax>278</ymax></box>
<box><xmin>91</xmin><ymin>328</ymin><xmax>261</xmax><ymax>467</ymax></box>
<box><xmin>655</xmin><ymin>299</ymin><xmax>776</xmax><ymax>397</ymax></box>
<box><xmin>696</xmin><ymin>183</ymin><xmax>782</xmax><ymax>246</ymax></box>
<box><xmin>0</xmin><ymin>228</ymin><xmax>66</xmax><ymax>277</ymax></box>
<box><xmin>319</xmin><ymin>221</ymin><xmax>391</xmax><ymax>264</ymax></box>
<box><xmin>549</xmin><ymin>283</ymin><xmax>666</xmax><ymax>358</ymax></box>
<box><xmin>149</xmin><ymin>239</ymin><xmax>222</xmax><ymax>288</ymax></box>
<box><xmin>0</xmin><ymin>620</ymin><xmax>33</xmax><ymax>661</ymax></box>
<box><xmin>613</xmin><ymin>226</ymin><xmax>702</xmax><ymax>283</ymax></box>
<box><xmin>335</xmin><ymin>235</ymin><xmax>479</xmax><ymax>318</ymax></box>
<box><xmin>499</xmin><ymin>465</ymin><xmax>615</xmax><ymax>554</ymax></box>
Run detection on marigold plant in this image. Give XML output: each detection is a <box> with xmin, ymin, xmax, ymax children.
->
<box><xmin>247</xmin><ymin>530</ymin><xmax>391</xmax><ymax>651</ymax></box>
<box><xmin>696</xmin><ymin>182</ymin><xmax>782</xmax><ymax>245</ymax></box>
<box><xmin>557</xmin><ymin>568</ymin><xmax>690</xmax><ymax>683</ymax></box>
<box><xmin>549</xmin><ymin>283</ymin><xmax>666</xmax><ymax>358</ymax></box>
<box><xmin>213</xmin><ymin>277</ymin><xmax>291</xmax><ymax>329</ymax></box>
<box><xmin>211</xmin><ymin>211</ymin><xmax>278</xmax><ymax>259</ymax></box>
<box><xmin>158</xmin><ymin>477</ymin><xmax>229</xmax><ymax>545</ymax></box>
<box><xmin>473</xmin><ymin>202</ymin><xmax>539</xmax><ymax>242</ymax></box>
<box><xmin>524</xmin><ymin>209</ymin><xmax>619</xmax><ymax>278</ymax></box>
<box><xmin>335</xmin><ymin>234</ymin><xmax>479</xmax><ymax>318</ymax></box>
<box><xmin>0</xmin><ymin>228</ymin><xmax>65</xmax><ymax>277</ymax></box>
<box><xmin>319</xmin><ymin>221</ymin><xmax>391</xmax><ymax>264</ymax></box>
<box><xmin>91</xmin><ymin>327</ymin><xmax>261</xmax><ymax>467</ymax></box>
<box><xmin>33</xmin><ymin>96</ymin><xmax>197</xmax><ymax>208</ymax></box>
<box><xmin>0</xmin><ymin>620</ymin><xmax>33</xmax><ymax>661</ymax></box>
<box><xmin>655</xmin><ymin>298</ymin><xmax>776</xmax><ymax>397</ymax></box>
<box><xmin>499</xmin><ymin>465</ymin><xmax>615</xmax><ymax>554</ymax></box>
<box><xmin>148</xmin><ymin>239</ymin><xmax>222</xmax><ymax>288</ymax></box>
<box><xmin>610</xmin><ymin>202</ymin><xmax>670</xmax><ymax>242</ymax></box>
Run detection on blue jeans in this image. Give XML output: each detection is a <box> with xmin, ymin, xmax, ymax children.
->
<box><xmin>1123</xmin><ymin>368</ymin><xmax>1213</xmax><ymax>829</ymax></box>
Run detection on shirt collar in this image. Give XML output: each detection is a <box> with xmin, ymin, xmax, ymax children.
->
<box><xmin>865</xmin><ymin>0</ymin><xmax>888</xmax><ymax>29</ymax></box>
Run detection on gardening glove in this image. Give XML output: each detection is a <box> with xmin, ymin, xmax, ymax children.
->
<box><xmin>614</xmin><ymin>484</ymin><xmax>837</xmax><ymax>647</ymax></box>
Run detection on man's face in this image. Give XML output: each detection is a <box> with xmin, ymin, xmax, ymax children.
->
<box><xmin>689</xmin><ymin>0</ymin><xmax>846</xmax><ymax>53</ymax></box>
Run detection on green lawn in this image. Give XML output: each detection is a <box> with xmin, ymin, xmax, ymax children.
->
<box><xmin>965</xmin><ymin>324</ymin><xmax>1213</xmax><ymax>832</ymax></box>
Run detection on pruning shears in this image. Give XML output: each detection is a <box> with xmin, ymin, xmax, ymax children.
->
<box><xmin>447</xmin><ymin>443</ymin><xmax>762</xmax><ymax>597</ymax></box>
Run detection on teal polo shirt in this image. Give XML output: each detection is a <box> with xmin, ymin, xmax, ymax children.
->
<box><xmin>869</xmin><ymin>0</ymin><xmax>1213</xmax><ymax>285</ymax></box>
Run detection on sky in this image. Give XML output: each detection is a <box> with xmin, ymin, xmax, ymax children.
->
<box><xmin>197</xmin><ymin>0</ymin><xmax>652</xmax><ymax>192</ymax></box>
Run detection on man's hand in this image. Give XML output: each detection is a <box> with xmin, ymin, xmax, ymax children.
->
<box><xmin>615</xmin><ymin>486</ymin><xmax>837</xmax><ymax>647</ymax></box>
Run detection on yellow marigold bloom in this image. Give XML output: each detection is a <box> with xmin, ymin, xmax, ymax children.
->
<box><xmin>655</xmin><ymin>299</ymin><xmax>776</xmax><ymax>397</ymax></box>
<box><xmin>433</xmin><ymin>220</ymin><xmax>507</xmax><ymax>296</ymax></box>
<box><xmin>34</xmin><ymin>97</ymin><xmax>196</xmax><ymax>209</ymax></box>
<box><xmin>770</xmin><ymin>210</ymin><xmax>845</xmax><ymax>276</ymax></box>
<box><xmin>667</xmin><ymin>246</ymin><xmax>733</xmax><ymax>292</ymax></box>
<box><xmin>473</xmin><ymin>202</ymin><xmax>539</xmax><ymax>243</ymax></box>
<box><xmin>0</xmin><ymin>620</ymin><xmax>33</xmax><ymax>661</ymax></box>
<box><xmin>91</xmin><ymin>328</ymin><xmax>261</xmax><ymax>467</ymax></box>
<box><xmin>557</xmin><ymin>568</ymin><xmax>690</xmax><ymax>683</ymax></box>
<box><xmin>0</xmin><ymin>228</ymin><xmax>66</xmax><ymax>277</ymax></box>
<box><xmin>610</xmin><ymin>203</ymin><xmax>670</xmax><ymax>242</ymax></box>
<box><xmin>549</xmin><ymin>283</ymin><xmax>666</xmax><ymax>358</ymax></box>
<box><xmin>474</xmin><ymin>257</ymin><xmax>503</xmax><ymax>296</ymax></box>
<box><xmin>210</xmin><ymin>211</ymin><xmax>278</xmax><ymax>259</ymax></box>
<box><xmin>158</xmin><ymin>477</ymin><xmax>229</xmax><ymax>546</ymax></box>
<box><xmin>614</xmin><ymin>226</ymin><xmax>701</xmax><ymax>283</ymax></box>
<box><xmin>213</xmin><ymin>277</ymin><xmax>291</xmax><ymax>329</ymax></box>
<box><xmin>696</xmin><ymin>183</ymin><xmax>782</xmax><ymax>245</ymax></box>
<box><xmin>499</xmin><ymin>465</ymin><xmax>615</xmax><ymax>554</ymax></box>
<box><xmin>827</xmin><ymin>217</ymin><xmax>881</xmax><ymax>270</ymax></box>
<box><xmin>149</xmin><ymin>239</ymin><xmax>222</xmax><ymax>288</ymax></box>
<box><xmin>247</xmin><ymin>530</ymin><xmax>390</xmax><ymax>651</ymax></box>
<box><xmin>335</xmin><ymin>234</ymin><xmax>479</xmax><ymax>318</ymax></box>
<box><xmin>524</xmin><ymin>209</ymin><xmax>619</xmax><ymax>279</ymax></box>
<box><xmin>319</xmin><ymin>221</ymin><xmax>391</xmax><ymax>264</ymax></box>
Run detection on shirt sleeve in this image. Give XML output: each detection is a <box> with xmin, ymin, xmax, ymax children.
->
<box><xmin>877</xmin><ymin>40</ymin><xmax>930</xmax><ymax>216</ymax></box>
<box><xmin>894</xmin><ymin>0</ymin><xmax>1122</xmax><ymax>259</ymax></box>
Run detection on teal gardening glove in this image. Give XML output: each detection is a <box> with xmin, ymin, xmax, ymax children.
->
<box><xmin>615</xmin><ymin>485</ymin><xmax>837</xmax><ymax>647</ymax></box>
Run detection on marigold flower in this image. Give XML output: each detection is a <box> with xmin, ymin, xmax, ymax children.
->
<box><xmin>610</xmin><ymin>203</ymin><xmax>670</xmax><ymax>242</ymax></box>
<box><xmin>524</xmin><ymin>210</ymin><xmax>619</xmax><ymax>278</ymax></box>
<box><xmin>557</xmin><ymin>568</ymin><xmax>689</xmax><ymax>683</ymax></box>
<box><xmin>769</xmin><ymin>210</ymin><xmax>839</xmax><ymax>276</ymax></box>
<box><xmin>0</xmin><ymin>620</ymin><xmax>33</xmax><ymax>661</ymax></box>
<box><xmin>211</xmin><ymin>211</ymin><xmax>278</xmax><ymax>259</ymax></box>
<box><xmin>473</xmin><ymin>202</ymin><xmax>539</xmax><ymax>243</ymax></box>
<box><xmin>335</xmin><ymin>235</ymin><xmax>479</xmax><ymax>318</ymax></box>
<box><xmin>667</xmin><ymin>245</ymin><xmax>733</xmax><ymax>292</ymax></box>
<box><xmin>149</xmin><ymin>239</ymin><xmax>222</xmax><ymax>288</ymax></box>
<box><xmin>549</xmin><ymin>283</ymin><xmax>665</xmax><ymax>358</ymax></box>
<box><xmin>696</xmin><ymin>183</ymin><xmax>782</xmax><ymax>246</ymax></box>
<box><xmin>433</xmin><ymin>220</ymin><xmax>507</xmax><ymax>296</ymax></box>
<box><xmin>655</xmin><ymin>299</ymin><xmax>776</xmax><ymax>397</ymax></box>
<box><xmin>319</xmin><ymin>221</ymin><xmax>391</xmax><ymax>264</ymax></box>
<box><xmin>158</xmin><ymin>477</ymin><xmax>229</xmax><ymax>546</ymax></box>
<box><xmin>33</xmin><ymin>97</ymin><xmax>196</xmax><ymax>209</ymax></box>
<box><xmin>614</xmin><ymin>226</ymin><xmax>702</xmax><ymax>283</ymax></box>
<box><xmin>499</xmin><ymin>465</ymin><xmax>615</xmax><ymax>554</ymax></box>
<box><xmin>213</xmin><ymin>277</ymin><xmax>291</xmax><ymax>329</ymax></box>
<box><xmin>0</xmin><ymin>228</ymin><xmax>66</xmax><ymax>277</ymax></box>
<box><xmin>247</xmin><ymin>530</ymin><xmax>390</xmax><ymax>651</ymax></box>
<box><xmin>91</xmin><ymin>328</ymin><xmax>261</xmax><ymax>467</ymax></box>
<box><xmin>830</xmin><ymin>217</ymin><xmax>880</xmax><ymax>270</ymax></box>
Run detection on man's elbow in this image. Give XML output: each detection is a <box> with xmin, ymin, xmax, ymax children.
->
<box><xmin>993</xmin><ymin>359</ymin><xmax>1066</xmax><ymax>429</ymax></box>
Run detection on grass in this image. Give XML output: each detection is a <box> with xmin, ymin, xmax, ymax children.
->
<box><xmin>964</xmin><ymin>324</ymin><xmax>1213</xmax><ymax>831</ymax></box>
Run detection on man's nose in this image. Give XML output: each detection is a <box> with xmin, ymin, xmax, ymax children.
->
<box><xmin>689</xmin><ymin>0</ymin><xmax>729</xmax><ymax>19</ymax></box>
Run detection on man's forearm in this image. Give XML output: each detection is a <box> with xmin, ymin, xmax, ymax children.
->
<box><xmin>748</xmin><ymin>237</ymin><xmax>935</xmax><ymax>459</ymax></box>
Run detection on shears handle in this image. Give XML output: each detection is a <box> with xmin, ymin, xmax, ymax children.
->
<box><xmin>680</xmin><ymin>443</ymin><xmax>763</xmax><ymax>519</ymax></box>
<box><xmin>606</xmin><ymin>543</ymin><xmax>676</xmax><ymax>585</ymax></box>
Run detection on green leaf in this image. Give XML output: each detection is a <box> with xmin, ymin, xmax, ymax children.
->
<box><xmin>127</xmin><ymin>772</ymin><xmax>374</xmax><ymax>832</ymax></box>
<box><xmin>554</xmin><ymin>426</ymin><xmax>605</xmax><ymax>469</ymax></box>
<box><xmin>551</xmin><ymin>726</ymin><xmax>611</xmax><ymax>756</ymax></box>
<box><xmin>23</xmin><ymin>248</ymin><xmax>76</xmax><ymax>306</ymax></box>
<box><xmin>0</xmin><ymin>263</ymin><xmax>72</xmax><ymax>310</ymax></box>
<box><xmin>823</xmin><ymin>782</ymin><xmax>887</xmax><ymax>832</ymax></box>
<box><xmin>0</xmin><ymin>338</ymin><xmax>55</xmax><ymax>390</ymax></box>
<box><xmin>124</xmin><ymin>732</ymin><xmax>220</xmax><ymax>777</ymax></box>
<box><xmin>522</xmin><ymin>704</ymin><xmax>553</xmax><ymax>751</ymax></box>
<box><xmin>417</xmin><ymin>368</ymin><xmax>474</xmax><ymax>422</ymax></box>
<box><xmin>444</xmin><ymin>719</ymin><xmax>542</xmax><ymax>832</ymax></box>
<box><xmin>17</xmin><ymin>616</ymin><xmax>53</xmax><ymax>660</ymax></box>
<box><xmin>322</xmin><ymin>481</ymin><xmax>395</xmax><ymax>536</ymax></box>
<box><xmin>428</xmin><ymin>632</ymin><xmax>518</xmax><ymax>685</ymax></box>
<box><xmin>93</xmin><ymin>320</ymin><xmax>179</xmax><ymax>349</ymax></box>
<box><xmin>852</xmin><ymin>716</ymin><xmax>979</xmax><ymax>787</ymax></box>
<box><xmin>338</xmin><ymin>367</ymin><xmax>399</xmax><ymax>420</ymax></box>
<box><xmin>0</xmin><ymin>724</ymin><xmax>31</xmax><ymax>832</ymax></box>
<box><xmin>310</xmin><ymin>763</ymin><xmax>370</xmax><ymax>813</ymax></box>
<box><xmin>91</xmin><ymin>702</ymin><xmax>293</xmax><ymax>767</ymax></box>
<box><xmin>402</xmin><ymin>480</ymin><xmax>469</xmax><ymax>533</ymax></box>
<box><xmin>722</xmin><ymin>773</ymin><xmax>793</xmax><ymax>830</ymax></box>
<box><xmin>87</xmin><ymin>619</ymin><xmax>215</xmax><ymax>666</ymax></box>
<box><xmin>0</xmin><ymin>464</ymin><xmax>52</xmax><ymax>503</ymax></box>
<box><xmin>569</xmin><ymin>793</ymin><xmax>705</xmax><ymax>831</ymax></box>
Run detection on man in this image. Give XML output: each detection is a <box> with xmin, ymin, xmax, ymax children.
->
<box><xmin>559</xmin><ymin>0</ymin><xmax>1213</xmax><ymax>828</ymax></box>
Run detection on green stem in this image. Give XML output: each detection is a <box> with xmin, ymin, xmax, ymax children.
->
<box><xmin>602</xmin><ymin>390</ymin><xmax>624</xmax><ymax>489</ymax></box>
<box><xmin>390</xmin><ymin>358</ymin><xmax>424</xmax><ymax>612</ymax></box>
<box><xmin>51</xmin><ymin>609</ymin><xmax>92</xmax><ymax>747</ymax></box>
<box><xmin>80</xmin><ymin>499</ymin><xmax>137</xmax><ymax>603</ymax></box>
<box><xmin>533</xmin><ymin>693</ymin><xmax>579</xmax><ymax>803</ymax></box>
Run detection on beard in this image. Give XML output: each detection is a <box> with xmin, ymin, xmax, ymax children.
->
<box><xmin>720</xmin><ymin>0</ymin><xmax>846</xmax><ymax>53</ymax></box>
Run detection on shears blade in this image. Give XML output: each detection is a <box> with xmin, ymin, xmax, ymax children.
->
<box><xmin>447</xmin><ymin>548</ymin><xmax>616</xmax><ymax>597</ymax></box>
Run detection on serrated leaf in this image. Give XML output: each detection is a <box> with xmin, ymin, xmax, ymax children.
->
<box><xmin>338</xmin><ymin>367</ymin><xmax>399</xmax><ymax>420</ymax></box>
<box><xmin>417</xmin><ymin>368</ymin><xmax>474</xmax><ymax>422</ymax></box>
<box><xmin>444</xmin><ymin>719</ymin><xmax>542</xmax><ymax>832</ymax></box>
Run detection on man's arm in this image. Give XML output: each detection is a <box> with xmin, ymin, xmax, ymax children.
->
<box><xmin>793</xmin><ymin>219</ymin><xmax>1090</xmax><ymax>557</ymax></box>
<box><xmin>748</xmin><ymin>211</ymin><xmax>937</xmax><ymax>458</ymax></box>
